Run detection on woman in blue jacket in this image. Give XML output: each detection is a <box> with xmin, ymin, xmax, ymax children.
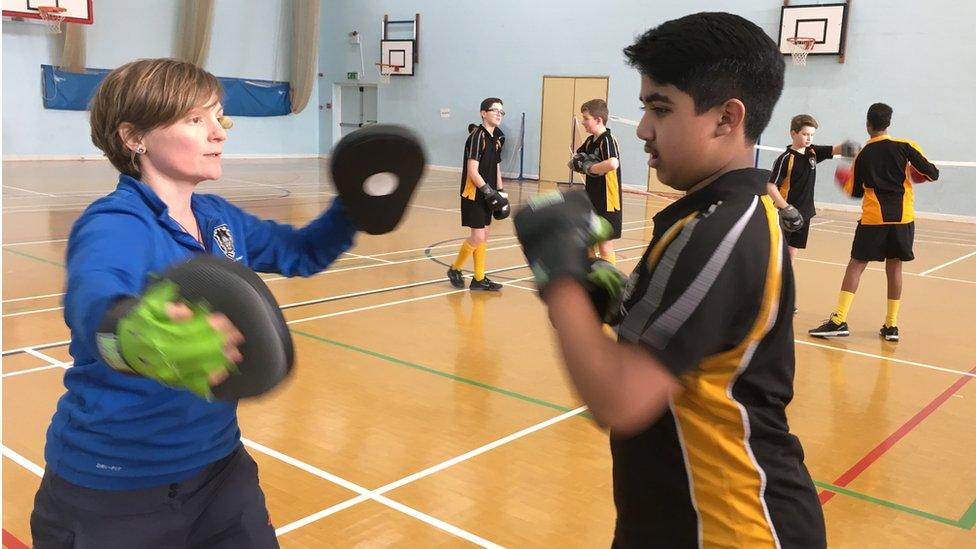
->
<box><xmin>30</xmin><ymin>58</ymin><xmax>356</xmax><ymax>548</ymax></box>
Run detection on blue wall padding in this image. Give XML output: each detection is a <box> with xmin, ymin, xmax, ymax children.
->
<box><xmin>41</xmin><ymin>65</ymin><xmax>292</xmax><ymax>116</ymax></box>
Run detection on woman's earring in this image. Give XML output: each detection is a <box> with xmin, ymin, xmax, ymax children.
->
<box><xmin>135</xmin><ymin>144</ymin><xmax>146</xmax><ymax>154</ymax></box>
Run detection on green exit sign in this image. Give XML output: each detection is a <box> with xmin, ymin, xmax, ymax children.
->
<box><xmin>347</xmin><ymin>72</ymin><xmax>359</xmax><ymax>80</ymax></box>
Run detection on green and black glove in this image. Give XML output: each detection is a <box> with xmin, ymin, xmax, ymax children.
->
<box><xmin>513</xmin><ymin>190</ymin><xmax>612</xmax><ymax>293</ymax></box>
<box><xmin>96</xmin><ymin>279</ymin><xmax>236</xmax><ymax>400</ymax></box>
<box><xmin>585</xmin><ymin>258</ymin><xmax>627</xmax><ymax>325</ymax></box>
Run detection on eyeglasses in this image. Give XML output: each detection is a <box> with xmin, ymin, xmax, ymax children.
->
<box><xmin>486</xmin><ymin>108</ymin><xmax>506</xmax><ymax>116</ymax></box>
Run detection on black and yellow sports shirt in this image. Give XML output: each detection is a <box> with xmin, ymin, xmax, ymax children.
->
<box><xmin>840</xmin><ymin>135</ymin><xmax>939</xmax><ymax>224</ymax></box>
<box><xmin>769</xmin><ymin>144</ymin><xmax>833</xmax><ymax>221</ymax></box>
<box><xmin>576</xmin><ymin>128</ymin><xmax>622</xmax><ymax>214</ymax></box>
<box><xmin>612</xmin><ymin>168</ymin><xmax>825</xmax><ymax>548</ymax></box>
<box><xmin>460</xmin><ymin>125</ymin><xmax>505</xmax><ymax>200</ymax></box>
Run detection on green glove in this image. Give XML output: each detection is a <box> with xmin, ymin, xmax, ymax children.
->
<box><xmin>97</xmin><ymin>279</ymin><xmax>236</xmax><ymax>400</ymax></box>
<box><xmin>585</xmin><ymin>258</ymin><xmax>627</xmax><ymax>325</ymax></box>
<box><xmin>514</xmin><ymin>190</ymin><xmax>612</xmax><ymax>292</ymax></box>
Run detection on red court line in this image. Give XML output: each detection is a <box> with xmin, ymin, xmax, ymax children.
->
<box><xmin>2</xmin><ymin>529</ymin><xmax>30</xmax><ymax>549</ymax></box>
<box><xmin>820</xmin><ymin>364</ymin><xmax>976</xmax><ymax>504</ymax></box>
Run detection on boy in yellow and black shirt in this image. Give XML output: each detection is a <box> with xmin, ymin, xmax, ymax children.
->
<box><xmin>809</xmin><ymin>102</ymin><xmax>938</xmax><ymax>341</ymax></box>
<box><xmin>514</xmin><ymin>13</ymin><xmax>825</xmax><ymax>547</ymax></box>
<box><xmin>768</xmin><ymin>114</ymin><xmax>859</xmax><ymax>263</ymax></box>
<box><xmin>447</xmin><ymin>98</ymin><xmax>509</xmax><ymax>291</ymax></box>
<box><xmin>571</xmin><ymin>99</ymin><xmax>623</xmax><ymax>264</ymax></box>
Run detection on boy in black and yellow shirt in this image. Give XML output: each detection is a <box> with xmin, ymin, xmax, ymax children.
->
<box><xmin>447</xmin><ymin>98</ymin><xmax>509</xmax><ymax>291</ymax></box>
<box><xmin>768</xmin><ymin>114</ymin><xmax>859</xmax><ymax>263</ymax></box>
<box><xmin>570</xmin><ymin>99</ymin><xmax>623</xmax><ymax>264</ymax></box>
<box><xmin>809</xmin><ymin>103</ymin><xmax>939</xmax><ymax>341</ymax></box>
<box><xmin>514</xmin><ymin>13</ymin><xmax>825</xmax><ymax>547</ymax></box>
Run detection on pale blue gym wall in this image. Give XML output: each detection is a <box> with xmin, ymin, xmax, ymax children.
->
<box><xmin>319</xmin><ymin>0</ymin><xmax>975</xmax><ymax>217</ymax></box>
<box><xmin>2</xmin><ymin>0</ymin><xmax>318</xmax><ymax>158</ymax></box>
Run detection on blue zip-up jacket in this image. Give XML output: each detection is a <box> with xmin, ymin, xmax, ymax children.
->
<box><xmin>46</xmin><ymin>175</ymin><xmax>356</xmax><ymax>490</ymax></box>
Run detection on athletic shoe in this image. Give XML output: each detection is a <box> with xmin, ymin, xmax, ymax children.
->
<box><xmin>808</xmin><ymin>317</ymin><xmax>850</xmax><ymax>338</ymax></box>
<box><xmin>447</xmin><ymin>267</ymin><xmax>465</xmax><ymax>289</ymax></box>
<box><xmin>879</xmin><ymin>325</ymin><xmax>899</xmax><ymax>341</ymax></box>
<box><xmin>470</xmin><ymin>276</ymin><xmax>502</xmax><ymax>291</ymax></box>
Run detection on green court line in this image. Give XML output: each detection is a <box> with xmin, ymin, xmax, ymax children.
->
<box><xmin>2</xmin><ymin>247</ymin><xmax>64</xmax><ymax>268</ymax></box>
<box><xmin>291</xmin><ymin>328</ymin><xmax>578</xmax><ymax>414</ymax></box>
<box><xmin>815</xmin><ymin>481</ymin><xmax>971</xmax><ymax>529</ymax></box>
<box><xmin>293</xmin><ymin>327</ymin><xmax>972</xmax><ymax>529</ymax></box>
<box><xmin>957</xmin><ymin>499</ymin><xmax>976</xmax><ymax>530</ymax></box>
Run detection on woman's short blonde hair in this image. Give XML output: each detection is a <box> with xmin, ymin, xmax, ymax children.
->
<box><xmin>89</xmin><ymin>58</ymin><xmax>222</xmax><ymax>178</ymax></box>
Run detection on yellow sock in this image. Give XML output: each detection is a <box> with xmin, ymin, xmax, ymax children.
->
<box><xmin>452</xmin><ymin>241</ymin><xmax>474</xmax><ymax>270</ymax></box>
<box><xmin>886</xmin><ymin>299</ymin><xmax>901</xmax><ymax>327</ymax></box>
<box><xmin>473</xmin><ymin>243</ymin><xmax>487</xmax><ymax>280</ymax></box>
<box><xmin>832</xmin><ymin>291</ymin><xmax>856</xmax><ymax>323</ymax></box>
<box><xmin>604</xmin><ymin>251</ymin><xmax>617</xmax><ymax>265</ymax></box>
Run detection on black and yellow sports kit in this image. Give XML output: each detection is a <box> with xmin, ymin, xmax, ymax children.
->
<box><xmin>769</xmin><ymin>144</ymin><xmax>833</xmax><ymax>248</ymax></box>
<box><xmin>839</xmin><ymin>135</ymin><xmax>939</xmax><ymax>261</ymax></box>
<box><xmin>460</xmin><ymin>124</ymin><xmax>504</xmax><ymax>229</ymax></box>
<box><xmin>612</xmin><ymin>168</ymin><xmax>825</xmax><ymax>548</ymax></box>
<box><xmin>577</xmin><ymin>129</ymin><xmax>622</xmax><ymax>238</ymax></box>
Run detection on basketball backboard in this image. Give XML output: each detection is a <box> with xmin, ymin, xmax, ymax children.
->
<box><xmin>778</xmin><ymin>3</ymin><xmax>848</xmax><ymax>57</ymax></box>
<box><xmin>2</xmin><ymin>0</ymin><xmax>93</xmax><ymax>24</ymax></box>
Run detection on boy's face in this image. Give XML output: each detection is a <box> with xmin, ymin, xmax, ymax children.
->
<box><xmin>791</xmin><ymin>126</ymin><xmax>815</xmax><ymax>148</ymax></box>
<box><xmin>581</xmin><ymin>112</ymin><xmax>603</xmax><ymax>135</ymax></box>
<box><xmin>635</xmin><ymin>75</ymin><xmax>729</xmax><ymax>191</ymax></box>
<box><xmin>481</xmin><ymin>102</ymin><xmax>504</xmax><ymax>127</ymax></box>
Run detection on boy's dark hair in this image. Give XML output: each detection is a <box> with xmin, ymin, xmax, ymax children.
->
<box><xmin>581</xmin><ymin>99</ymin><xmax>609</xmax><ymax>125</ymax></box>
<box><xmin>790</xmin><ymin>114</ymin><xmax>819</xmax><ymax>133</ymax></box>
<box><xmin>867</xmin><ymin>103</ymin><xmax>892</xmax><ymax>131</ymax></box>
<box><xmin>480</xmin><ymin>97</ymin><xmax>503</xmax><ymax>112</ymax></box>
<box><xmin>623</xmin><ymin>12</ymin><xmax>784</xmax><ymax>142</ymax></box>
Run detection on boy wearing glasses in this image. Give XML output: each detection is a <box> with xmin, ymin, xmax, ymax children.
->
<box><xmin>448</xmin><ymin>98</ymin><xmax>508</xmax><ymax>291</ymax></box>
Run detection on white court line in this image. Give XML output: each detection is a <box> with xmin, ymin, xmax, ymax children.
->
<box><xmin>274</xmin><ymin>406</ymin><xmax>586</xmax><ymax>538</ymax></box>
<box><xmin>3</xmin><ymin>306</ymin><xmax>64</xmax><ymax>318</ymax></box>
<box><xmin>342</xmin><ymin>251</ymin><xmax>393</xmax><ymax>264</ymax></box>
<box><xmin>2</xmin><ymin>339</ymin><xmax>71</xmax><ymax>356</ymax></box>
<box><xmin>23</xmin><ymin>348</ymin><xmax>71</xmax><ymax>367</ymax></box>
<box><xmin>1</xmin><ymin>445</ymin><xmax>45</xmax><ymax>476</ymax></box>
<box><xmin>286</xmin><ymin>275</ymin><xmax>537</xmax><ymax>325</ymax></box>
<box><xmin>918</xmin><ymin>251</ymin><xmax>976</xmax><ymax>276</ymax></box>
<box><xmin>284</xmin><ymin>243</ymin><xmax>650</xmax><ymax>322</ymax></box>
<box><xmin>795</xmin><ymin>339</ymin><xmax>975</xmax><ymax>378</ymax></box>
<box><xmin>2</xmin><ymin>363</ymin><xmax>68</xmax><ymax>378</ymax></box>
<box><xmin>809</xmin><ymin>220</ymin><xmax>832</xmax><ymax>227</ymax></box>
<box><xmin>810</xmin><ymin>226</ymin><xmax>976</xmax><ymax>248</ymax></box>
<box><xmin>3</xmin><ymin>291</ymin><xmax>65</xmax><ymax>303</ymax></box>
<box><xmin>820</xmin><ymin>219</ymin><xmax>976</xmax><ymax>241</ymax></box>
<box><xmin>240</xmin><ymin>439</ymin><xmax>501</xmax><ymax>547</ymax></box>
<box><xmin>797</xmin><ymin>256</ymin><xmax>976</xmax><ymax>285</ymax></box>
<box><xmin>3</xmin><ymin>238</ymin><xmax>69</xmax><ymax>247</ymax></box>
<box><xmin>2</xmin><ymin>184</ymin><xmax>57</xmax><ymax>197</ymax></box>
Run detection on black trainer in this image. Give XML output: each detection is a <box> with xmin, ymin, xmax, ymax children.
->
<box><xmin>808</xmin><ymin>317</ymin><xmax>850</xmax><ymax>338</ymax></box>
<box><xmin>470</xmin><ymin>276</ymin><xmax>502</xmax><ymax>291</ymax></box>
<box><xmin>447</xmin><ymin>267</ymin><xmax>465</xmax><ymax>289</ymax></box>
<box><xmin>879</xmin><ymin>325</ymin><xmax>899</xmax><ymax>341</ymax></box>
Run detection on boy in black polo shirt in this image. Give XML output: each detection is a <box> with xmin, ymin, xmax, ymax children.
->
<box><xmin>768</xmin><ymin>114</ymin><xmax>859</xmax><ymax>263</ymax></box>
<box><xmin>514</xmin><ymin>13</ymin><xmax>825</xmax><ymax>547</ymax></box>
<box><xmin>809</xmin><ymin>102</ymin><xmax>939</xmax><ymax>341</ymax></box>
<box><xmin>447</xmin><ymin>98</ymin><xmax>508</xmax><ymax>291</ymax></box>
<box><xmin>571</xmin><ymin>99</ymin><xmax>623</xmax><ymax>264</ymax></box>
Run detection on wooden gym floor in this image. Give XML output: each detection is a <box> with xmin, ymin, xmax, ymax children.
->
<box><xmin>2</xmin><ymin>158</ymin><xmax>975</xmax><ymax>547</ymax></box>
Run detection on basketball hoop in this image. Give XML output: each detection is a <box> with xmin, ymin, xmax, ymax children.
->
<box><xmin>786</xmin><ymin>37</ymin><xmax>816</xmax><ymax>66</ymax></box>
<box><xmin>375</xmin><ymin>63</ymin><xmax>403</xmax><ymax>84</ymax></box>
<box><xmin>37</xmin><ymin>5</ymin><xmax>67</xmax><ymax>34</ymax></box>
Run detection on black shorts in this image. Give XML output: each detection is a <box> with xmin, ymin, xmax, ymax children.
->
<box><xmin>851</xmin><ymin>221</ymin><xmax>914</xmax><ymax>262</ymax></box>
<box><xmin>584</xmin><ymin>188</ymin><xmax>623</xmax><ymax>239</ymax></box>
<box><xmin>461</xmin><ymin>196</ymin><xmax>492</xmax><ymax>229</ymax></box>
<box><xmin>785</xmin><ymin>220</ymin><xmax>811</xmax><ymax>249</ymax></box>
<box><xmin>31</xmin><ymin>445</ymin><xmax>278</xmax><ymax>549</ymax></box>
